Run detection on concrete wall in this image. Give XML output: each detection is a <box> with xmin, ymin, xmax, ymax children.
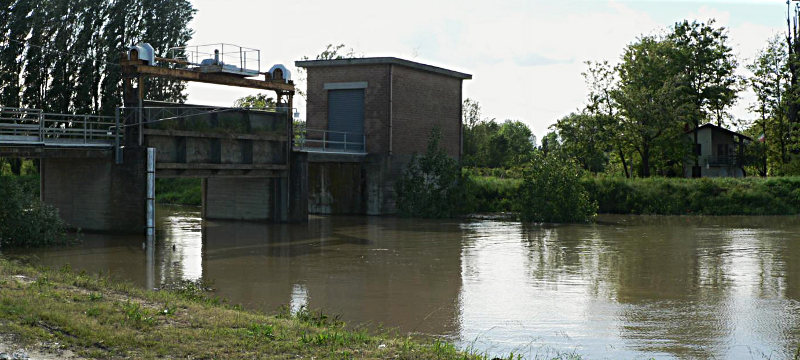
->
<box><xmin>202</xmin><ymin>178</ymin><xmax>272</xmax><ymax>220</ymax></box>
<box><xmin>308</xmin><ymin>162</ymin><xmax>364</xmax><ymax>214</ymax></box>
<box><xmin>41</xmin><ymin>148</ymin><xmax>147</xmax><ymax>233</ymax></box>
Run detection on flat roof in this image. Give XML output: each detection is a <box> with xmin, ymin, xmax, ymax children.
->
<box><xmin>295</xmin><ymin>57</ymin><xmax>472</xmax><ymax>80</ymax></box>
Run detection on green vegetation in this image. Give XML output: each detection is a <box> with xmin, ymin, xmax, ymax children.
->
<box><xmin>0</xmin><ymin>176</ymin><xmax>67</xmax><ymax>248</ymax></box>
<box><xmin>396</xmin><ymin>128</ymin><xmax>473</xmax><ymax>218</ymax></box>
<box><xmin>464</xmin><ymin>172</ymin><xmax>800</xmax><ymax>216</ymax></box>
<box><xmin>516</xmin><ymin>153</ymin><xmax>597</xmax><ymax>223</ymax></box>
<box><xmin>0</xmin><ymin>0</ymin><xmax>194</xmax><ymax>116</ymax></box>
<box><xmin>583</xmin><ymin>176</ymin><xmax>800</xmax><ymax>215</ymax></box>
<box><xmin>155</xmin><ymin>178</ymin><xmax>201</xmax><ymax>206</ymax></box>
<box><xmin>0</xmin><ymin>258</ymin><xmax>536</xmax><ymax>360</ymax></box>
<box><xmin>466</xmin><ymin>174</ymin><xmax>520</xmax><ymax>213</ymax></box>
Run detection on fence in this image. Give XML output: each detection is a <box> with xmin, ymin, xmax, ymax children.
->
<box><xmin>293</xmin><ymin>127</ymin><xmax>366</xmax><ymax>153</ymax></box>
<box><xmin>0</xmin><ymin>107</ymin><xmax>118</xmax><ymax>147</ymax></box>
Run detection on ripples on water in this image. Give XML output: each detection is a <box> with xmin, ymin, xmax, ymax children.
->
<box><xmin>6</xmin><ymin>207</ymin><xmax>800</xmax><ymax>359</ymax></box>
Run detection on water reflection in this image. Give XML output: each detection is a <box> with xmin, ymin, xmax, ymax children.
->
<box><xmin>6</xmin><ymin>209</ymin><xmax>800</xmax><ymax>359</ymax></box>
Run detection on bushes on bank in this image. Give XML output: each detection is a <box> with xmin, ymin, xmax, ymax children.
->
<box><xmin>468</xmin><ymin>175</ymin><xmax>521</xmax><ymax>213</ymax></box>
<box><xmin>396</xmin><ymin>129</ymin><xmax>474</xmax><ymax>218</ymax></box>
<box><xmin>515</xmin><ymin>153</ymin><xmax>597</xmax><ymax>223</ymax></box>
<box><xmin>0</xmin><ymin>176</ymin><xmax>67</xmax><ymax>248</ymax></box>
<box><xmin>582</xmin><ymin>176</ymin><xmax>800</xmax><ymax>215</ymax></box>
<box><xmin>464</xmin><ymin>172</ymin><xmax>800</xmax><ymax>216</ymax></box>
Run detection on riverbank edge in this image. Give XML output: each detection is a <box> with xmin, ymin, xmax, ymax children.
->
<box><xmin>0</xmin><ymin>258</ymin><xmax>506</xmax><ymax>360</ymax></box>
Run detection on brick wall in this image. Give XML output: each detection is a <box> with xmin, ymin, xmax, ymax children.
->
<box><xmin>391</xmin><ymin>66</ymin><xmax>462</xmax><ymax>159</ymax></box>
<box><xmin>305</xmin><ymin>63</ymin><xmax>463</xmax><ymax>160</ymax></box>
<box><xmin>305</xmin><ymin>65</ymin><xmax>391</xmax><ymax>154</ymax></box>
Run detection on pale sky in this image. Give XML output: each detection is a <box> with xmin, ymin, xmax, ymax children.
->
<box><xmin>185</xmin><ymin>0</ymin><xmax>786</xmax><ymax>141</ymax></box>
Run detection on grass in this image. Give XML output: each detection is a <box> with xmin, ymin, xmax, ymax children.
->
<box><xmin>154</xmin><ymin>178</ymin><xmax>201</xmax><ymax>206</ymax></box>
<box><xmin>465</xmin><ymin>173</ymin><xmax>800</xmax><ymax>216</ymax></box>
<box><xmin>582</xmin><ymin>176</ymin><xmax>800</xmax><ymax>215</ymax></box>
<box><xmin>0</xmin><ymin>258</ymin><xmax>555</xmax><ymax>360</ymax></box>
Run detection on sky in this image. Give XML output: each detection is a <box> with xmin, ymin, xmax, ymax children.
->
<box><xmin>185</xmin><ymin>0</ymin><xmax>788</xmax><ymax>141</ymax></box>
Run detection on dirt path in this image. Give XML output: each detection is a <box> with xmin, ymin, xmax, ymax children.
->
<box><xmin>0</xmin><ymin>334</ymin><xmax>84</xmax><ymax>360</ymax></box>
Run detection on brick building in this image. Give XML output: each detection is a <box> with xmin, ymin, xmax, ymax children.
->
<box><xmin>295</xmin><ymin>57</ymin><xmax>471</xmax><ymax>215</ymax></box>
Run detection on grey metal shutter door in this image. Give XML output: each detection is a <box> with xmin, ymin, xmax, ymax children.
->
<box><xmin>327</xmin><ymin>89</ymin><xmax>364</xmax><ymax>148</ymax></box>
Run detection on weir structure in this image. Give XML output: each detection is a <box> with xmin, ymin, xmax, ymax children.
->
<box><xmin>0</xmin><ymin>43</ymin><xmax>308</xmax><ymax>234</ymax></box>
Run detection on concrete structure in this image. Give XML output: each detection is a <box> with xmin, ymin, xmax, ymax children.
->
<box><xmin>0</xmin><ymin>44</ymin><xmax>306</xmax><ymax>234</ymax></box>
<box><xmin>296</xmin><ymin>57</ymin><xmax>471</xmax><ymax>215</ymax></box>
<box><xmin>684</xmin><ymin>123</ymin><xmax>751</xmax><ymax>178</ymax></box>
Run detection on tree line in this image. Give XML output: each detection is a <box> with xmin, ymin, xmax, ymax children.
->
<box><xmin>465</xmin><ymin>18</ymin><xmax>800</xmax><ymax>178</ymax></box>
<box><xmin>0</xmin><ymin>0</ymin><xmax>195</xmax><ymax>174</ymax></box>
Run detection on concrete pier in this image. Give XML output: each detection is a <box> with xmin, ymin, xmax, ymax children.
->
<box><xmin>40</xmin><ymin>148</ymin><xmax>148</xmax><ymax>233</ymax></box>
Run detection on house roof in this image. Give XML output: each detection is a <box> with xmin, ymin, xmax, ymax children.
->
<box><xmin>295</xmin><ymin>57</ymin><xmax>472</xmax><ymax>80</ymax></box>
<box><xmin>692</xmin><ymin>123</ymin><xmax>752</xmax><ymax>141</ymax></box>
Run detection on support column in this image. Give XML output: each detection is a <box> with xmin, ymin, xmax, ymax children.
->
<box><xmin>40</xmin><ymin>148</ymin><xmax>148</xmax><ymax>233</ymax></box>
<box><xmin>288</xmin><ymin>151</ymin><xmax>308</xmax><ymax>222</ymax></box>
<box><xmin>272</xmin><ymin>177</ymin><xmax>288</xmax><ymax>222</ymax></box>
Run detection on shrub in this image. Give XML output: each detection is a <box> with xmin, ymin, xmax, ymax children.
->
<box><xmin>0</xmin><ymin>176</ymin><xmax>68</xmax><ymax>248</ymax></box>
<box><xmin>466</xmin><ymin>175</ymin><xmax>520</xmax><ymax>213</ymax></box>
<box><xmin>515</xmin><ymin>152</ymin><xmax>597</xmax><ymax>223</ymax></box>
<box><xmin>395</xmin><ymin>128</ymin><xmax>473</xmax><ymax>218</ymax></box>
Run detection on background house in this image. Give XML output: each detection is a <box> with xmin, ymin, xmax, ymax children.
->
<box><xmin>295</xmin><ymin>57</ymin><xmax>471</xmax><ymax>215</ymax></box>
<box><xmin>685</xmin><ymin>123</ymin><xmax>751</xmax><ymax>178</ymax></box>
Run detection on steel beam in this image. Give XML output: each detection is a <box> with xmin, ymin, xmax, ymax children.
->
<box><xmin>122</xmin><ymin>61</ymin><xmax>295</xmax><ymax>92</ymax></box>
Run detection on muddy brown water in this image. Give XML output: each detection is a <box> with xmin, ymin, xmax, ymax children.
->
<box><xmin>4</xmin><ymin>206</ymin><xmax>800</xmax><ymax>359</ymax></box>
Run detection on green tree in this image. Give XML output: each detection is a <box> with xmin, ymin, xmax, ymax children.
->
<box><xmin>582</xmin><ymin>60</ymin><xmax>633</xmax><ymax>177</ymax></box>
<box><xmin>551</xmin><ymin>113</ymin><xmax>611</xmax><ymax>173</ymax></box>
<box><xmin>748</xmin><ymin>35</ymin><xmax>791</xmax><ymax>175</ymax></box>
<box><xmin>395</xmin><ymin>128</ymin><xmax>472</xmax><ymax>218</ymax></box>
<box><xmin>488</xmin><ymin>120</ymin><xmax>535</xmax><ymax>167</ymax></box>
<box><xmin>668</xmin><ymin>20</ymin><xmax>741</xmax><ymax>174</ymax></box>
<box><xmin>516</xmin><ymin>151</ymin><xmax>597</xmax><ymax>223</ymax></box>
<box><xmin>234</xmin><ymin>93</ymin><xmax>276</xmax><ymax>110</ymax></box>
<box><xmin>613</xmin><ymin>36</ymin><xmax>690</xmax><ymax>177</ymax></box>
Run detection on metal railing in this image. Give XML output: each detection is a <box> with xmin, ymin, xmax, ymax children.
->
<box><xmin>702</xmin><ymin>155</ymin><xmax>740</xmax><ymax>167</ymax></box>
<box><xmin>166</xmin><ymin>43</ymin><xmax>260</xmax><ymax>76</ymax></box>
<box><xmin>293</xmin><ymin>128</ymin><xmax>366</xmax><ymax>154</ymax></box>
<box><xmin>0</xmin><ymin>107</ymin><xmax>118</xmax><ymax>147</ymax></box>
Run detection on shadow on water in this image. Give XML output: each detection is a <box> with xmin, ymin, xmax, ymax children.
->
<box><xmin>5</xmin><ymin>207</ymin><xmax>800</xmax><ymax>359</ymax></box>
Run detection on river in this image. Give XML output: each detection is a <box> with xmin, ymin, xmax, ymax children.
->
<box><xmin>5</xmin><ymin>206</ymin><xmax>800</xmax><ymax>359</ymax></box>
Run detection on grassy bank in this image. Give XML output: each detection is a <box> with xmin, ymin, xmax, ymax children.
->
<box><xmin>0</xmin><ymin>258</ymin><xmax>523</xmax><ymax>360</ymax></box>
<box><xmin>466</xmin><ymin>174</ymin><xmax>800</xmax><ymax>216</ymax></box>
<box><xmin>583</xmin><ymin>176</ymin><xmax>800</xmax><ymax>215</ymax></box>
<box><xmin>154</xmin><ymin>178</ymin><xmax>201</xmax><ymax>206</ymax></box>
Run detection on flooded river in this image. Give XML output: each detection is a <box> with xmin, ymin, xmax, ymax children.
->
<box><xmin>5</xmin><ymin>206</ymin><xmax>800</xmax><ymax>359</ymax></box>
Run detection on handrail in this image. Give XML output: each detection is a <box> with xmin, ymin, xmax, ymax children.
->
<box><xmin>293</xmin><ymin>128</ymin><xmax>366</xmax><ymax>154</ymax></box>
<box><xmin>702</xmin><ymin>155</ymin><xmax>740</xmax><ymax>166</ymax></box>
<box><xmin>0</xmin><ymin>106</ymin><xmax>119</xmax><ymax>149</ymax></box>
